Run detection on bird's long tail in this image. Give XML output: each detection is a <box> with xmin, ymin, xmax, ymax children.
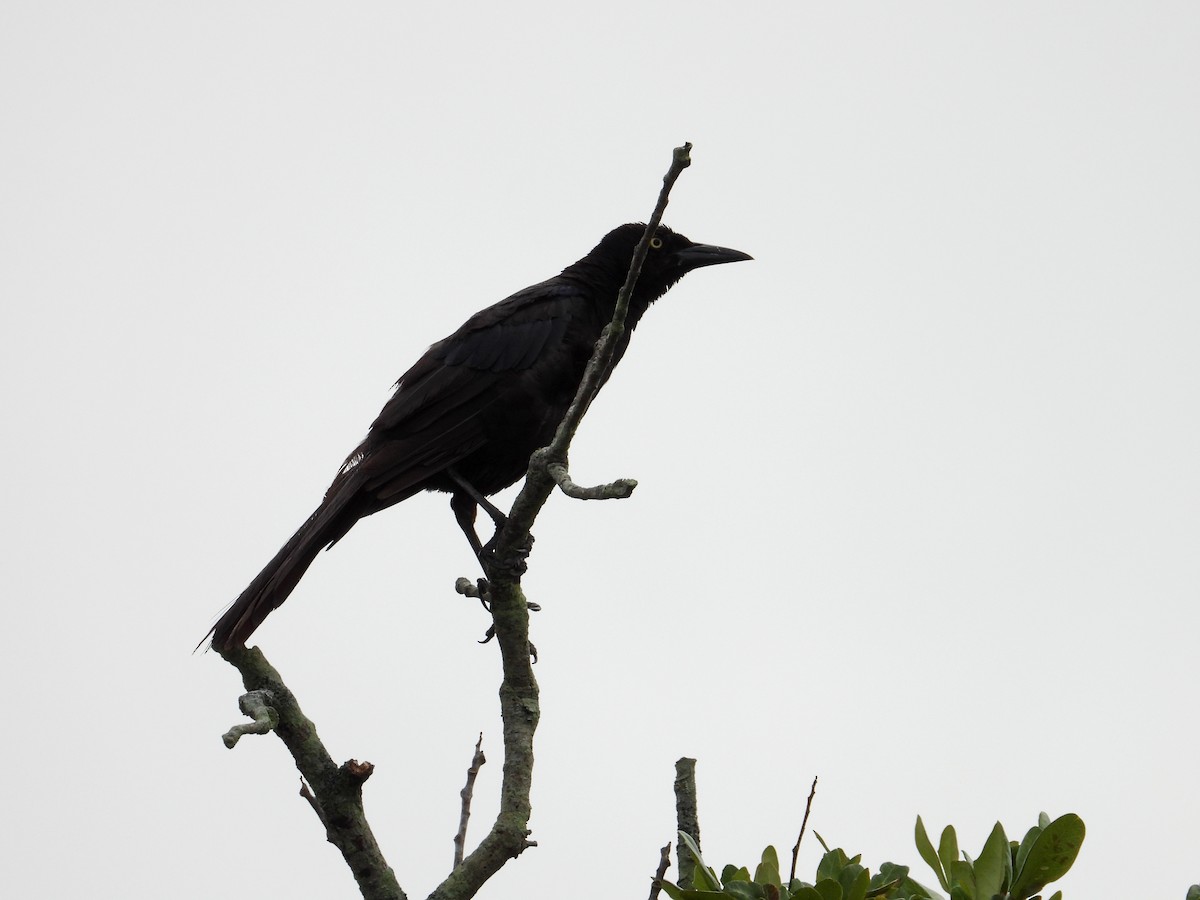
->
<box><xmin>204</xmin><ymin>504</ymin><xmax>355</xmax><ymax>651</ymax></box>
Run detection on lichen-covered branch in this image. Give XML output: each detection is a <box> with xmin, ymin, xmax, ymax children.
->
<box><xmin>216</xmin><ymin>143</ymin><xmax>695</xmax><ymax>900</ymax></box>
<box><xmin>222</xmin><ymin>689</ymin><xmax>278</xmax><ymax>747</ymax></box>
<box><xmin>426</xmin><ymin>574</ymin><xmax>539</xmax><ymax>900</ymax></box>
<box><xmin>546</xmin><ymin>462</ymin><xmax>637</xmax><ymax>500</ymax></box>
<box><xmin>674</xmin><ymin>757</ymin><xmax>700</xmax><ymax>890</ymax></box>
<box><xmin>429</xmin><ymin>142</ymin><xmax>694</xmax><ymax>900</ymax></box>
<box><xmin>218</xmin><ymin>645</ymin><xmax>405</xmax><ymax>900</ymax></box>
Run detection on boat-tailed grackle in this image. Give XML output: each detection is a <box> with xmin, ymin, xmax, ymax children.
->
<box><xmin>207</xmin><ymin>223</ymin><xmax>751</xmax><ymax>650</ymax></box>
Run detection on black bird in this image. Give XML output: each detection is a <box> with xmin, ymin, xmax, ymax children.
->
<box><xmin>207</xmin><ymin>223</ymin><xmax>751</xmax><ymax>650</ymax></box>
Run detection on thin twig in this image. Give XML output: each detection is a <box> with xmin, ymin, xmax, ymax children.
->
<box><xmin>789</xmin><ymin>776</ymin><xmax>819</xmax><ymax>884</ymax></box>
<box><xmin>548</xmin><ymin>142</ymin><xmax>692</xmax><ymax>460</ymax></box>
<box><xmin>452</xmin><ymin>734</ymin><xmax>487</xmax><ymax>869</ymax></box>
<box><xmin>647</xmin><ymin>843</ymin><xmax>672</xmax><ymax>900</ymax></box>
<box><xmin>299</xmin><ymin>779</ymin><xmax>329</xmax><ymax>834</ymax></box>
<box><xmin>502</xmin><ymin>142</ymin><xmax>693</xmax><ymax>544</ymax></box>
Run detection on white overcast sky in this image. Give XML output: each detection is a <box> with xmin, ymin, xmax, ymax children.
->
<box><xmin>3</xmin><ymin>3</ymin><xmax>1198</xmax><ymax>898</ymax></box>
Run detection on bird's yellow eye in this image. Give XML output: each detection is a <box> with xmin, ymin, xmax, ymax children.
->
<box><xmin>649</xmin><ymin>236</ymin><xmax>664</xmax><ymax>250</ymax></box>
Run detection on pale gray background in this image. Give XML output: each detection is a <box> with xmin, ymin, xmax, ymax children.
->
<box><xmin>2</xmin><ymin>3</ymin><xmax>1197</xmax><ymax>898</ymax></box>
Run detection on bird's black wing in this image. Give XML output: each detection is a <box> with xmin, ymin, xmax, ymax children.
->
<box><xmin>323</xmin><ymin>281</ymin><xmax>579</xmax><ymax>509</ymax></box>
<box><xmin>205</xmin><ymin>288</ymin><xmax>580</xmax><ymax>652</ymax></box>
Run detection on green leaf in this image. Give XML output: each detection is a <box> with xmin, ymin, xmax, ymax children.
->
<box><xmin>657</xmin><ymin>881</ymin><xmax>732</xmax><ymax>900</ymax></box>
<box><xmin>1008</xmin><ymin>814</ymin><xmax>1085</xmax><ymax>899</ymax></box>
<box><xmin>871</xmin><ymin>862</ymin><xmax>908</xmax><ymax>893</ymax></box>
<box><xmin>1004</xmin><ymin>841</ymin><xmax>1014</xmax><ymax>893</ymax></box>
<box><xmin>723</xmin><ymin>882</ymin><xmax>765</xmax><ymax>900</ymax></box>
<box><xmin>814</xmin><ymin>832</ymin><xmax>832</xmax><ymax>853</ymax></box>
<box><xmin>756</xmin><ymin>846</ymin><xmax>783</xmax><ymax>887</ymax></box>
<box><xmin>1187</xmin><ymin>886</ymin><xmax>1200</xmax><ymax>900</ymax></box>
<box><xmin>1012</xmin><ymin>824</ymin><xmax>1041</xmax><ymax>885</ymax></box>
<box><xmin>864</xmin><ymin>877</ymin><xmax>901</xmax><ymax>898</ymax></box>
<box><xmin>842</xmin><ymin>867</ymin><xmax>870</xmax><ymax>900</ymax></box>
<box><xmin>792</xmin><ymin>889</ymin><xmax>826</xmax><ymax>900</ymax></box>
<box><xmin>692</xmin><ymin>865</ymin><xmax>721</xmax><ymax>892</ymax></box>
<box><xmin>900</xmin><ymin>876</ymin><xmax>943</xmax><ymax>899</ymax></box>
<box><xmin>724</xmin><ymin>865</ymin><xmax>751</xmax><ymax>884</ymax></box>
<box><xmin>1038</xmin><ymin>812</ymin><xmax>1051</xmax><ymax>830</ymax></box>
<box><xmin>948</xmin><ymin>860</ymin><xmax>975</xmax><ymax>900</ymax></box>
<box><xmin>817</xmin><ymin>848</ymin><xmax>850</xmax><ymax>883</ymax></box>
<box><xmin>678</xmin><ymin>831</ymin><xmax>722</xmax><ymax>891</ymax></box>
<box><xmin>866</xmin><ymin>862</ymin><xmax>910</xmax><ymax>897</ymax></box>
<box><xmin>659</xmin><ymin>889</ymin><xmax>733</xmax><ymax>900</ymax></box>
<box><xmin>1047</xmin><ymin>892</ymin><xmax>1062</xmax><ymax>900</ymax></box>
<box><xmin>973</xmin><ymin>822</ymin><xmax>1009</xmax><ymax>899</ymax></box>
<box><xmin>938</xmin><ymin>826</ymin><xmax>959</xmax><ymax>879</ymax></box>
<box><xmin>915</xmin><ymin>818</ymin><xmax>948</xmax><ymax>891</ymax></box>
<box><xmin>813</xmin><ymin>878</ymin><xmax>844</xmax><ymax>900</ymax></box>
<box><xmin>678</xmin><ymin>831</ymin><xmax>707</xmax><ymax>869</ymax></box>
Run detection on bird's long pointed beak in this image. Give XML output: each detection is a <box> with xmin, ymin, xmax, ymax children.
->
<box><xmin>674</xmin><ymin>242</ymin><xmax>754</xmax><ymax>269</ymax></box>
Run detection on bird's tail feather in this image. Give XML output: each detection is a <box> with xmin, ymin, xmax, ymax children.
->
<box><xmin>204</xmin><ymin>506</ymin><xmax>353</xmax><ymax>651</ymax></box>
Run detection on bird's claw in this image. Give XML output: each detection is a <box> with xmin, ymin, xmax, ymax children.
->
<box><xmin>480</xmin><ymin>530</ymin><xmax>535</xmax><ymax>578</ymax></box>
<box><xmin>476</xmin><ymin>624</ymin><xmax>537</xmax><ymax>662</ymax></box>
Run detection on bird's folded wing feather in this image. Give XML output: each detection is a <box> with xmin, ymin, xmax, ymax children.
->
<box><xmin>325</xmin><ymin>283</ymin><xmax>580</xmax><ymax>507</ymax></box>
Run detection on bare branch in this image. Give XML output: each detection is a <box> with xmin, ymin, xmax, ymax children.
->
<box><xmin>546</xmin><ymin>142</ymin><xmax>693</xmax><ymax>462</ymax></box>
<box><xmin>218</xmin><ymin>645</ymin><xmax>405</xmax><ymax>900</ymax></box>
<box><xmin>501</xmin><ymin>142</ymin><xmax>693</xmax><ymax>547</ymax></box>
<box><xmin>217</xmin><ymin>143</ymin><xmax>696</xmax><ymax>900</ymax></box>
<box><xmin>452</xmin><ymin>735</ymin><xmax>487</xmax><ymax>870</ymax></box>
<box><xmin>431</xmin><ymin>143</ymin><xmax>693</xmax><ymax>900</ymax></box>
<box><xmin>789</xmin><ymin>776</ymin><xmax>819</xmax><ymax>884</ymax></box>
<box><xmin>648</xmin><ymin>843</ymin><xmax>672</xmax><ymax>900</ymax></box>
<box><xmin>427</xmin><ymin>573</ymin><xmax>540</xmax><ymax>900</ymax></box>
<box><xmin>674</xmin><ymin>757</ymin><xmax>700</xmax><ymax>890</ymax></box>
<box><xmin>546</xmin><ymin>461</ymin><xmax>637</xmax><ymax>500</ymax></box>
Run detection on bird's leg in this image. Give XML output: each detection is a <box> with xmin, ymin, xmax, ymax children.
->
<box><xmin>449</xmin><ymin>489</ymin><xmax>486</xmax><ymax>560</ymax></box>
<box><xmin>447</xmin><ymin>468</ymin><xmax>507</xmax><ymax>531</ymax></box>
<box><xmin>446</xmin><ymin>468</ymin><xmax>533</xmax><ymax>576</ymax></box>
<box><xmin>451</xmin><ymin>502</ymin><xmax>539</xmax><ymax>660</ymax></box>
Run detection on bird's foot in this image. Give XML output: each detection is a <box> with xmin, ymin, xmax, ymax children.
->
<box><xmin>480</xmin><ymin>530</ymin><xmax>535</xmax><ymax>579</ymax></box>
<box><xmin>457</xmin><ymin>576</ymin><xmax>540</xmax><ymax>614</ymax></box>
<box><xmin>476</xmin><ymin>625</ymin><xmax>538</xmax><ymax>663</ymax></box>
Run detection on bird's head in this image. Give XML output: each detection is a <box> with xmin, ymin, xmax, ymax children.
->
<box><xmin>580</xmin><ymin>223</ymin><xmax>753</xmax><ymax>299</ymax></box>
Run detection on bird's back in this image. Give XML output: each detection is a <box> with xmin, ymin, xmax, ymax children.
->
<box><xmin>332</xmin><ymin>274</ymin><xmax>624</xmax><ymax>509</ymax></box>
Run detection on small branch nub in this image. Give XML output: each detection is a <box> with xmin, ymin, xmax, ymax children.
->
<box><xmin>223</xmin><ymin>690</ymin><xmax>279</xmax><ymax>748</ymax></box>
<box><xmin>547</xmin><ymin>463</ymin><xmax>637</xmax><ymax>500</ymax></box>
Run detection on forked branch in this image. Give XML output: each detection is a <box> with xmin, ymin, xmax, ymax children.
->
<box><xmin>218</xmin><ymin>143</ymin><xmax>695</xmax><ymax>900</ymax></box>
